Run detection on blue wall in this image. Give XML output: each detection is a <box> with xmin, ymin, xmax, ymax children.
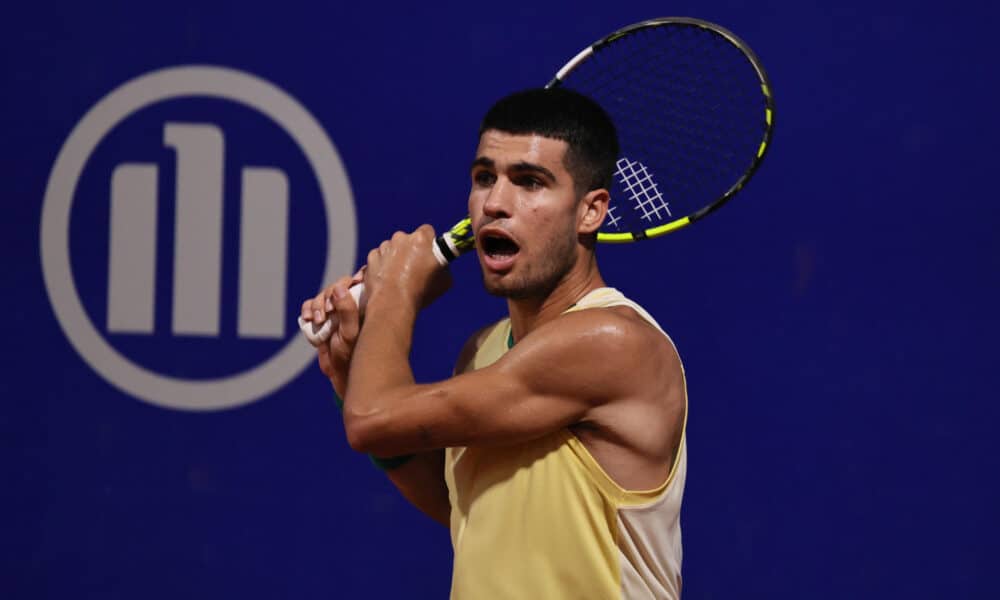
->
<box><xmin>3</xmin><ymin>1</ymin><xmax>998</xmax><ymax>597</ymax></box>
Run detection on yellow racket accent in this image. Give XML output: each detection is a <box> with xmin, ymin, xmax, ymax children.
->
<box><xmin>596</xmin><ymin>231</ymin><xmax>636</xmax><ymax>243</ymax></box>
<box><xmin>595</xmin><ymin>216</ymin><xmax>693</xmax><ymax>243</ymax></box>
<box><xmin>448</xmin><ymin>217</ymin><xmax>475</xmax><ymax>249</ymax></box>
<box><xmin>642</xmin><ymin>217</ymin><xmax>692</xmax><ymax>239</ymax></box>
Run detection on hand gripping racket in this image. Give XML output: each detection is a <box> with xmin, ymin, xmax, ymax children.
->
<box><xmin>300</xmin><ymin>17</ymin><xmax>774</xmax><ymax>345</ymax></box>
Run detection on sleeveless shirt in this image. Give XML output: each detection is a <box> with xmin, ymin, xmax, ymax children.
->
<box><xmin>445</xmin><ymin>287</ymin><xmax>687</xmax><ymax>599</ymax></box>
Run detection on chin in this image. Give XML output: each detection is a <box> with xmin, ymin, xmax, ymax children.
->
<box><xmin>480</xmin><ymin>270</ymin><xmax>554</xmax><ymax>300</ymax></box>
<box><xmin>481</xmin><ymin>274</ymin><xmax>516</xmax><ymax>298</ymax></box>
<box><xmin>480</xmin><ymin>270</ymin><xmax>519</xmax><ymax>298</ymax></box>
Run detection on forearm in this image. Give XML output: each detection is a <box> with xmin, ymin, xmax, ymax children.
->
<box><xmin>345</xmin><ymin>295</ymin><xmax>419</xmax><ymax>410</ymax></box>
<box><xmin>345</xmin><ymin>297</ymin><xmax>449</xmax><ymax>525</ymax></box>
<box><xmin>384</xmin><ymin>449</ymin><xmax>450</xmax><ymax>527</ymax></box>
<box><xmin>342</xmin><ymin>293</ymin><xmax>426</xmax><ymax>454</ymax></box>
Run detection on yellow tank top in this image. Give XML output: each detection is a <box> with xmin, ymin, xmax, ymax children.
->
<box><xmin>445</xmin><ymin>287</ymin><xmax>687</xmax><ymax>599</ymax></box>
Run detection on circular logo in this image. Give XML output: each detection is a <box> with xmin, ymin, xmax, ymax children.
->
<box><xmin>40</xmin><ymin>65</ymin><xmax>356</xmax><ymax>411</ymax></box>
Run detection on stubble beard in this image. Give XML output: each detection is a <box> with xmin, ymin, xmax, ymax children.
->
<box><xmin>481</xmin><ymin>231</ymin><xmax>578</xmax><ymax>300</ymax></box>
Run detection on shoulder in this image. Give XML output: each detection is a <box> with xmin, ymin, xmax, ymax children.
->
<box><xmin>498</xmin><ymin>306</ymin><xmax>679</xmax><ymax>401</ymax></box>
<box><xmin>454</xmin><ymin>319</ymin><xmax>506</xmax><ymax>375</ymax></box>
<box><xmin>526</xmin><ymin>305</ymin><xmax>676</xmax><ymax>366</ymax></box>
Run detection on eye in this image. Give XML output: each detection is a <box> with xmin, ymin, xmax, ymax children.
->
<box><xmin>514</xmin><ymin>175</ymin><xmax>544</xmax><ymax>190</ymax></box>
<box><xmin>473</xmin><ymin>170</ymin><xmax>496</xmax><ymax>187</ymax></box>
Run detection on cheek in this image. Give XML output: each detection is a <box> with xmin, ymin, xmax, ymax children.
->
<box><xmin>525</xmin><ymin>205</ymin><xmax>552</xmax><ymax>236</ymax></box>
<box><xmin>468</xmin><ymin>190</ymin><xmax>485</xmax><ymax>221</ymax></box>
<box><xmin>537</xmin><ymin>200</ymin><xmax>577</xmax><ymax>234</ymax></box>
<box><xmin>527</xmin><ymin>213</ymin><xmax>573</xmax><ymax>257</ymax></box>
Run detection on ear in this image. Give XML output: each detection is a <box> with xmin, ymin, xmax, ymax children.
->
<box><xmin>577</xmin><ymin>188</ymin><xmax>610</xmax><ymax>235</ymax></box>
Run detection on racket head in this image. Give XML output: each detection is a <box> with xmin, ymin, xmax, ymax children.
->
<box><xmin>546</xmin><ymin>17</ymin><xmax>775</xmax><ymax>243</ymax></box>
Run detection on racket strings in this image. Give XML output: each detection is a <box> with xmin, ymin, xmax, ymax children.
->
<box><xmin>614</xmin><ymin>157</ymin><xmax>671</xmax><ymax>223</ymax></box>
<box><xmin>563</xmin><ymin>23</ymin><xmax>768</xmax><ymax>234</ymax></box>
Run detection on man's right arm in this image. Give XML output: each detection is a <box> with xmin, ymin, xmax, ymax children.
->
<box><xmin>379</xmin><ymin>322</ymin><xmax>494</xmax><ymax>527</ymax></box>
<box><xmin>302</xmin><ymin>279</ymin><xmax>490</xmax><ymax>529</ymax></box>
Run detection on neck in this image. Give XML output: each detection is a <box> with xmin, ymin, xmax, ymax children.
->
<box><xmin>506</xmin><ymin>254</ymin><xmax>606</xmax><ymax>344</ymax></box>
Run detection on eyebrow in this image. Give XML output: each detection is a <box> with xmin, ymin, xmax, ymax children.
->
<box><xmin>470</xmin><ymin>157</ymin><xmax>558</xmax><ymax>183</ymax></box>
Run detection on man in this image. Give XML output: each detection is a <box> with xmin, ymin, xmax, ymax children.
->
<box><xmin>301</xmin><ymin>88</ymin><xmax>687</xmax><ymax>599</ymax></box>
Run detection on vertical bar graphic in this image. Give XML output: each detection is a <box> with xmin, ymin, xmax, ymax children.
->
<box><xmin>107</xmin><ymin>164</ymin><xmax>158</xmax><ymax>333</ymax></box>
<box><xmin>164</xmin><ymin>123</ymin><xmax>224</xmax><ymax>336</ymax></box>
<box><xmin>238</xmin><ymin>167</ymin><xmax>289</xmax><ymax>338</ymax></box>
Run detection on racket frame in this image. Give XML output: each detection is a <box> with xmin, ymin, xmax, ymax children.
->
<box><xmin>545</xmin><ymin>16</ymin><xmax>775</xmax><ymax>243</ymax></box>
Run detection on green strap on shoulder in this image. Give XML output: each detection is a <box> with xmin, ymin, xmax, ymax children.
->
<box><xmin>333</xmin><ymin>393</ymin><xmax>414</xmax><ymax>471</ymax></box>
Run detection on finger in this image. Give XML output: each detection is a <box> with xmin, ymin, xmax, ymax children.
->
<box><xmin>367</xmin><ymin>246</ymin><xmax>382</xmax><ymax>274</ymax></box>
<box><xmin>301</xmin><ymin>298</ymin><xmax>314</xmax><ymax>322</ymax></box>
<box><xmin>315</xmin><ymin>339</ymin><xmax>336</xmax><ymax>379</ymax></box>
<box><xmin>322</xmin><ymin>275</ymin><xmax>354</xmax><ymax>310</ymax></box>
<box><xmin>310</xmin><ymin>291</ymin><xmax>327</xmax><ymax>323</ymax></box>
<box><xmin>315</xmin><ymin>330</ymin><xmax>330</xmax><ymax>358</ymax></box>
<box><xmin>299</xmin><ymin>313</ymin><xmax>333</xmax><ymax>346</ymax></box>
<box><xmin>332</xmin><ymin>282</ymin><xmax>361</xmax><ymax>349</ymax></box>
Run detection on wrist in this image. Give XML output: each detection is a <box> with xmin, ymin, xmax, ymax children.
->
<box><xmin>365</xmin><ymin>290</ymin><xmax>419</xmax><ymax>323</ymax></box>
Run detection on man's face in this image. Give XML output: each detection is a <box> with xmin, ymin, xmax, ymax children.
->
<box><xmin>468</xmin><ymin>130</ymin><xmax>582</xmax><ymax>299</ymax></box>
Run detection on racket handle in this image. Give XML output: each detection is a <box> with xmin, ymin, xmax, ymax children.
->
<box><xmin>297</xmin><ymin>235</ymin><xmax>456</xmax><ymax>347</ymax></box>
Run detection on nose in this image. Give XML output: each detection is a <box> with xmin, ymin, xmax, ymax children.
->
<box><xmin>482</xmin><ymin>178</ymin><xmax>513</xmax><ymax>219</ymax></box>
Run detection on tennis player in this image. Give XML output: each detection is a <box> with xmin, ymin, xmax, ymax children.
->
<box><xmin>301</xmin><ymin>88</ymin><xmax>687</xmax><ymax>599</ymax></box>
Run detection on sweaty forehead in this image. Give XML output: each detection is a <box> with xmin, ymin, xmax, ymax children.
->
<box><xmin>475</xmin><ymin>130</ymin><xmax>569</xmax><ymax>169</ymax></box>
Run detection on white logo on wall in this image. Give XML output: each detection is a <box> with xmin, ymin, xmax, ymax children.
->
<box><xmin>40</xmin><ymin>66</ymin><xmax>356</xmax><ymax>411</ymax></box>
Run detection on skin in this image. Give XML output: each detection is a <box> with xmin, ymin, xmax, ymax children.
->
<box><xmin>301</xmin><ymin>130</ymin><xmax>685</xmax><ymax>527</ymax></box>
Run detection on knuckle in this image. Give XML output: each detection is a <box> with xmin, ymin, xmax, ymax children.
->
<box><xmin>334</xmin><ymin>292</ymin><xmax>354</xmax><ymax>310</ymax></box>
<box><xmin>414</xmin><ymin>224</ymin><xmax>434</xmax><ymax>243</ymax></box>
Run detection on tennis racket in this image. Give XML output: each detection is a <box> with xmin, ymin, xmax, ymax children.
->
<box><xmin>300</xmin><ymin>17</ymin><xmax>774</xmax><ymax>345</ymax></box>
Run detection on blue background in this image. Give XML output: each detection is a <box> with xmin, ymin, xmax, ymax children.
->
<box><xmin>3</xmin><ymin>1</ymin><xmax>998</xmax><ymax>597</ymax></box>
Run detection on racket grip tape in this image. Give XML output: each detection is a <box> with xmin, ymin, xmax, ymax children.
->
<box><xmin>297</xmin><ymin>235</ymin><xmax>454</xmax><ymax>347</ymax></box>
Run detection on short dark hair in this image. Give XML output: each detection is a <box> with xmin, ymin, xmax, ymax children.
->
<box><xmin>479</xmin><ymin>88</ymin><xmax>619</xmax><ymax>194</ymax></box>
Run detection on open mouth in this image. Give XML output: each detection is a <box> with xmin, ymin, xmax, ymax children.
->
<box><xmin>478</xmin><ymin>229</ymin><xmax>520</xmax><ymax>269</ymax></box>
<box><xmin>482</xmin><ymin>233</ymin><xmax>520</xmax><ymax>258</ymax></box>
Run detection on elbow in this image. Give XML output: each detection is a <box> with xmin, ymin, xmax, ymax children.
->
<box><xmin>344</xmin><ymin>404</ymin><xmax>400</xmax><ymax>455</ymax></box>
<box><xmin>344</xmin><ymin>410</ymin><xmax>378</xmax><ymax>454</ymax></box>
<box><xmin>343</xmin><ymin>385</ymin><xmax>429</xmax><ymax>455</ymax></box>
